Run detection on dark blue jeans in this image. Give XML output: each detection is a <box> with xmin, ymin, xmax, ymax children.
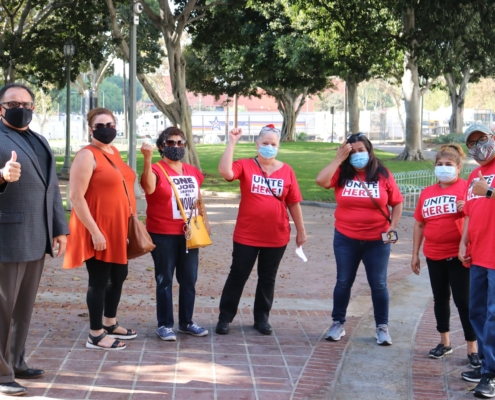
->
<box><xmin>149</xmin><ymin>233</ymin><xmax>199</xmax><ymax>328</ymax></box>
<box><xmin>470</xmin><ymin>265</ymin><xmax>495</xmax><ymax>374</ymax></box>
<box><xmin>332</xmin><ymin>229</ymin><xmax>391</xmax><ymax>326</ymax></box>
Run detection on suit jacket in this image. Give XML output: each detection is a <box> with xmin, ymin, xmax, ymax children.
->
<box><xmin>0</xmin><ymin>120</ymin><xmax>69</xmax><ymax>262</ymax></box>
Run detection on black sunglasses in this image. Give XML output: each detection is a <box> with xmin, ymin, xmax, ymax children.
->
<box><xmin>347</xmin><ymin>133</ymin><xmax>365</xmax><ymax>140</ymax></box>
<box><xmin>93</xmin><ymin>122</ymin><xmax>116</xmax><ymax>129</ymax></box>
<box><xmin>1</xmin><ymin>101</ymin><xmax>34</xmax><ymax>109</ymax></box>
<box><xmin>165</xmin><ymin>139</ymin><xmax>186</xmax><ymax>147</ymax></box>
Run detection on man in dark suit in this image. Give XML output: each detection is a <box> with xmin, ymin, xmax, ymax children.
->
<box><xmin>0</xmin><ymin>83</ymin><xmax>69</xmax><ymax>396</ymax></box>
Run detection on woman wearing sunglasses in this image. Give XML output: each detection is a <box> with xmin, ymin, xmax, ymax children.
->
<box><xmin>316</xmin><ymin>133</ymin><xmax>403</xmax><ymax>345</ymax></box>
<box><xmin>215</xmin><ymin>125</ymin><xmax>307</xmax><ymax>336</ymax></box>
<box><xmin>63</xmin><ymin>108</ymin><xmax>136</xmax><ymax>350</ymax></box>
<box><xmin>410</xmin><ymin>144</ymin><xmax>479</xmax><ymax>366</ymax></box>
<box><xmin>140</xmin><ymin>127</ymin><xmax>209</xmax><ymax>341</ymax></box>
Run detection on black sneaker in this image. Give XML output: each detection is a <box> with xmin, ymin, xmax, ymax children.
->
<box><xmin>462</xmin><ymin>367</ymin><xmax>482</xmax><ymax>383</ymax></box>
<box><xmin>429</xmin><ymin>343</ymin><xmax>453</xmax><ymax>359</ymax></box>
<box><xmin>469</xmin><ymin>353</ymin><xmax>482</xmax><ymax>368</ymax></box>
<box><xmin>474</xmin><ymin>374</ymin><xmax>495</xmax><ymax>398</ymax></box>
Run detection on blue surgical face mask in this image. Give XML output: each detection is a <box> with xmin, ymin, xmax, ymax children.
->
<box><xmin>350</xmin><ymin>152</ymin><xmax>369</xmax><ymax>169</ymax></box>
<box><xmin>258</xmin><ymin>144</ymin><xmax>278</xmax><ymax>159</ymax></box>
<box><xmin>434</xmin><ymin>165</ymin><xmax>457</xmax><ymax>183</ymax></box>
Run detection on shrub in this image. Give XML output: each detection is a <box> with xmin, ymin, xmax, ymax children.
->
<box><xmin>296</xmin><ymin>132</ymin><xmax>308</xmax><ymax>141</ymax></box>
<box><xmin>431</xmin><ymin>133</ymin><xmax>464</xmax><ymax>144</ymax></box>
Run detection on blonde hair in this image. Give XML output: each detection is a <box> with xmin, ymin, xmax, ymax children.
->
<box><xmin>87</xmin><ymin>107</ymin><xmax>116</xmax><ymax>127</ymax></box>
<box><xmin>435</xmin><ymin>144</ymin><xmax>466</xmax><ymax>166</ymax></box>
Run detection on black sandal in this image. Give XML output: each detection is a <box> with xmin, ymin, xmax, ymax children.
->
<box><xmin>86</xmin><ymin>332</ymin><xmax>126</xmax><ymax>351</ymax></box>
<box><xmin>103</xmin><ymin>322</ymin><xmax>137</xmax><ymax>340</ymax></box>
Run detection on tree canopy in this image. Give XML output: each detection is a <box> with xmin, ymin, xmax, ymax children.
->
<box><xmin>186</xmin><ymin>0</ymin><xmax>333</xmax><ymax>141</ymax></box>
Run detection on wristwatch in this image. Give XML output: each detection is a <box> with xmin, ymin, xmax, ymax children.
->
<box><xmin>487</xmin><ymin>186</ymin><xmax>494</xmax><ymax>199</ymax></box>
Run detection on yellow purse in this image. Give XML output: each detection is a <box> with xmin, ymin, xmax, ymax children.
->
<box><xmin>156</xmin><ymin>163</ymin><xmax>212</xmax><ymax>252</ymax></box>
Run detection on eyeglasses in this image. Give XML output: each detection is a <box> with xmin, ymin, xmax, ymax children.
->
<box><xmin>0</xmin><ymin>101</ymin><xmax>34</xmax><ymax>109</ymax></box>
<box><xmin>347</xmin><ymin>133</ymin><xmax>365</xmax><ymax>140</ymax></box>
<box><xmin>93</xmin><ymin>122</ymin><xmax>116</xmax><ymax>129</ymax></box>
<box><xmin>260</xmin><ymin>126</ymin><xmax>281</xmax><ymax>136</ymax></box>
<box><xmin>165</xmin><ymin>139</ymin><xmax>186</xmax><ymax>147</ymax></box>
<box><xmin>467</xmin><ymin>135</ymin><xmax>492</xmax><ymax>149</ymax></box>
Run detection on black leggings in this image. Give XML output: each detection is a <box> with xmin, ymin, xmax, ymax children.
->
<box><xmin>86</xmin><ymin>257</ymin><xmax>128</xmax><ymax>330</ymax></box>
<box><xmin>426</xmin><ymin>257</ymin><xmax>476</xmax><ymax>342</ymax></box>
<box><xmin>219</xmin><ymin>242</ymin><xmax>287</xmax><ymax>324</ymax></box>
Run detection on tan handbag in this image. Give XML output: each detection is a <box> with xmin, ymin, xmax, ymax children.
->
<box><xmin>156</xmin><ymin>162</ymin><xmax>212</xmax><ymax>252</ymax></box>
<box><xmin>92</xmin><ymin>145</ymin><xmax>156</xmax><ymax>259</ymax></box>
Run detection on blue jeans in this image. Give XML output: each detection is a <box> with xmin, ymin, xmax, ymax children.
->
<box><xmin>332</xmin><ymin>229</ymin><xmax>391</xmax><ymax>326</ymax></box>
<box><xmin>470</xmin><ymin>265</ymin><xmax>495</xmax><ymax>374</ymax></box>
<box><xmin>149</xmin><ymin>233</ymin><xmax>199</xmax><ymax>328</ymax></box>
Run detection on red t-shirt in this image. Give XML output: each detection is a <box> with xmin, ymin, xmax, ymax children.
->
<box><xmin>145</xmin><ymin>160</ymin><xmax>204</xmax><ymax>235</ymax></box>
<box><xmin>413</xmin><ymin>179</ymin><xmax>467</xmax><ymax>260</ymax></box>
<box><xmin>463</xmin><ymin>159</ymin><xmax>495</xmax><ymax>269</ymax></box>
<box><xmin>329</xmin><ymin>167</ymin><xmax>404</xmax><ymax>240</ymax></box>
<box><xmin>229</xmin><ymin>158</ymin><xmax>303</xmax><ymax>247</ymax></box>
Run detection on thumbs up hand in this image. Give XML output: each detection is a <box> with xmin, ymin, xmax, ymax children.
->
<box><xmin>1</xmin><ymin>151</ymin><xmax>21</xmax><ymax>182</ymax></box>
<box><xmin>473</xmin><ymin>171</ymin><xmax>491</xmax><ymax>196</ymax></box>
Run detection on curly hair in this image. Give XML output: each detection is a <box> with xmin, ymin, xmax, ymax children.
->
<box><xmin>156</xmin><ymin>127</ymin><xmax>186</xmax><ymax>155</ymax></box>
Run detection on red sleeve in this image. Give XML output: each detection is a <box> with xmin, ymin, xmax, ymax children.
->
<box><xmin>194</xmin><ymin>167</ymin><xmax>205</xmax><ymax>186</ymax></box>
<box><xmin>385</xmin><ymin>172</ymin><xmax>404</xmax><ymax>206</ymax></box>
<box><xmin>414</xmin><ymin>191</ymin><xmax>425</xmax><ymax>222</ymax></box>
<box><xmin>329</xmin><ymin>167</ymin><xmax>341</xmax><ymax>189</ymax></box>
<box><xmin>285</xmin><ymin>166</ymin><xmax>303</xmax><ymax>204</ymax></box>
<box><xmin>229</xmin><ymin>159</ymin><xmax>244</xmax><ymax>182</ymax></box>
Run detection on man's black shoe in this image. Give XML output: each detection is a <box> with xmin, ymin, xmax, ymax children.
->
<box><xmin>254</xmin><ymin>321</ymin><xmax>273</xmax><ymax>335</ymax></box>
<box><xmin>0</xmin><ymin>381</ymin><xmax>27</xmax><ymax>396</ymax></box>
<box><xmin>462</xmin><ymin>367</ymin><xmax>482</xmax><ymax>382</ymax></box>
<box><xmin>215</xmin><ymin>321</ymin><xmax>230</xmax><ymax>335</ymax></box>
<box><xmin>474</xmin><ymin>374</ymin><xmax>495</xmax><ymax>398</ymax></box>
<box><xmin>14</xmin><ymin>368</ymin><xmax>45</xmax><ymax>380</ymax></box>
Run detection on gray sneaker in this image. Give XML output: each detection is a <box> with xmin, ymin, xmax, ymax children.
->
<box><xmin>325</xmin><ymin>321</ymin><xmax>345</xmax><ymax>341</ymax></box>
<box><xmin>376</xmin><ymin>324</ymin><xmax>392</xmax><ymax>345</ymax></box>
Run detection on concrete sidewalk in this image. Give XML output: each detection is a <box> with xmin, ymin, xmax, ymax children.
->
<box><xmin>8</xmin><ymin>196</ymin><xmax>476</xmax><ymax>399</ymax></box>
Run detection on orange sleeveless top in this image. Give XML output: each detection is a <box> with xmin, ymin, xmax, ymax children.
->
<box><xmin>63</xmin><ymin>146</ymin><xmax>136</xmax><ymax>269</ymax></box>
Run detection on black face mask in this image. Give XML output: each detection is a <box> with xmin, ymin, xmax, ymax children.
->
<box><xmin>92</xmin><ymin>127</ymin><xmax>117</xmax><ymax>144</ymax></box>
<box><xmin>2</xmin><ymin>107</ymin><xmax>33</xmax><ymax>128</ymax></box>
<box><xmin>162</xmin><ymin>146</ymin><xmax>185</xmax><ymax>161</ymax></box>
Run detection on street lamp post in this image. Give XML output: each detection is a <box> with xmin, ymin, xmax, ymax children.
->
<box><xmin>129</xmin><ymin>0</ymin><xmax>145</xmax><ymax>210</ymax></box>
<box><xmin>59</xmin><ymin>38</ymin><xmax>75</xmax><ymax>179</ymax></box>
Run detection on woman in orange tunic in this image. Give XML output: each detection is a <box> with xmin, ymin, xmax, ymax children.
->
<box><xmin>63</xmin><ymin>108</ymin><xmax>136</xmax><ymax>351</ymax></box>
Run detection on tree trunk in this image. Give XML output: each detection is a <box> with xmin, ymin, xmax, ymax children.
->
<box><xmin>445</xmin><ymin>68</ymin><xmax>471</xmax><ymax>134</ymax></box>
<box><xmin>106</xmin><ymin>0</ymin><xmax>201</xmax><ymax>169</ymax></box>
<box><xmin>397</xmin><ymin>8</ymin><xmax>426</xmax><ymax>161</ymax></box>
<box><xmin>347</xmin><ymin>79</ymin><xmax>360</xmax><ymax>133</ymax></box>
<box><xmin>265</xmin><ymin>88</ymin><xmax>307</xmax><ymax>142</ymax></box>
<box><xmin>165</xmin><ymin>38</ymin><xmax>199</xmax><ymax>167</ymax></box>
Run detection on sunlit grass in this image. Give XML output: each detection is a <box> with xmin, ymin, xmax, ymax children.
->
<box><xmin>55</xmin><ymin>142</ymin><xmax>432</xmax><ymax>202</ymax></box>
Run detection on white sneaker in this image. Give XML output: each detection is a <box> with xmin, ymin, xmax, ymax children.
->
<box><xmin>325</xmin><ymin>321</ymin><xmax>345</xmax><ymax>341</ymax></box>
<box><xmin>376</xmin><ymin>324</ymin><xmax>392</xmax><ymax>345</ymax></box>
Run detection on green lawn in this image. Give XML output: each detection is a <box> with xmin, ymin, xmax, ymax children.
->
<box><xmin>56</xmin><ymin>142</ymin><xmax>432</xmax><ymax>202</ymax></box>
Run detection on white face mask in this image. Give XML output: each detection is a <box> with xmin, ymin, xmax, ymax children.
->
<box><xmin>434</xmin><ymin>166</ymin><xmax>457</xmax><ymax>183</ymax></box>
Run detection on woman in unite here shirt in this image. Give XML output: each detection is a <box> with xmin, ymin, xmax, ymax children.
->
<box><xmin>316</xmin><ymin>133</ymin><xmax>403</xmax><ymax>346</ymax></box>
<box><xmin>411</xmin><ymin>144</ymin><xmax>478</xmax><ymax>366</ymax></box>
<box><xmin>215</xmin><ymin>125</ymin><xmax>307</xmax><ymax>336</ymax></box>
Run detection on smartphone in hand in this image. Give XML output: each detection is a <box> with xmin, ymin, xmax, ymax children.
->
<box><xmin>382</xmin><ymin>231</ymin><xmax>398</xmax><ymax>244</ymax></box>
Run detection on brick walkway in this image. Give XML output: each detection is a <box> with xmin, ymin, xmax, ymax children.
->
<box><xmin>6</xmin><ymin>195</ymin><xmax>475</xmax><ymax>399</ymax></box>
